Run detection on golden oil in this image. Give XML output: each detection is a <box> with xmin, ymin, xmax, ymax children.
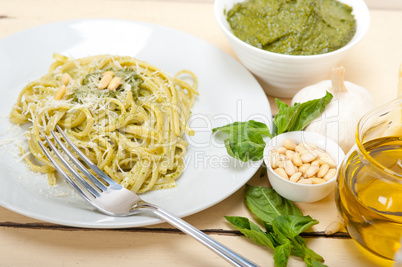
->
<box><xmin>336</xmin><ymin>136</ymin><xmax>402</xmax><ymax>266</ymax></box>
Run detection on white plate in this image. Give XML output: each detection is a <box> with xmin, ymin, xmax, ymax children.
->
<box><xmin>0</xmin><ymin>19</ymin><xmax>272</xmax><ymax>228</ymax></box>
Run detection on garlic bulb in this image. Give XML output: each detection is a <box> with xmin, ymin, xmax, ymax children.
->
<box><xmin>291</xmin><ymin>66</ymin><xmax>375</xmax><ymax>153</ymax></box>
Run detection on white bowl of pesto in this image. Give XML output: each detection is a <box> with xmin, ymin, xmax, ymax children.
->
<box><xmin>214</xmin><ymin>0</ymin><xmax>370</xmax><ymax>98</ymax></box>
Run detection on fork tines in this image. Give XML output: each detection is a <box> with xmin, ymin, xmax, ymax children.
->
<box><xmin>38</xmin><ymin>125</ymin><xmax>119</xmax><ymax>200</ymax></box>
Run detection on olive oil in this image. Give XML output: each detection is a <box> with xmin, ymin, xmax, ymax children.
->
<box><xmin>336</xmin><ymin>137</ymin><xmax>402</xmax><ymax>265</ymax></box>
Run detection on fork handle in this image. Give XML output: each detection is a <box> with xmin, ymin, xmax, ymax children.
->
<box><xmin>134</xmin><ymin>201</ymin><xmax>258</xmax><ymax>267</ymax></box>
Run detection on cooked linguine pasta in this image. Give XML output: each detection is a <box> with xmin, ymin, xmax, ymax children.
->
<box><xmin>10</xmin><ymin>54</ymin><xmax>198</xmax><ymax>193</ymax></box>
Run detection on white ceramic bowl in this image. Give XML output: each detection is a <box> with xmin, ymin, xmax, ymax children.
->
<box><xmin>263</xmin><ymin>131</ymin><xmax>346</xmax><ymax>203</ymax></box>
<box><xmin>214</xmin><ymin>0</ymin><xmax>370</xmax><ymax>98</ymax></box>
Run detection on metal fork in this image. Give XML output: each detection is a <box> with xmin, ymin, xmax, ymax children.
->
<box><xmin>38</xmin><ymin>125</ymin><xmax>257</xmax><ymax>267</ymax></box>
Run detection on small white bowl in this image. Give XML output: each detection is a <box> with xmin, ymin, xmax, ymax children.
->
<box><xmin>263</xmin><ymin>131</ymin><xmax>345</xmax><ymax>203</ymax></box>
<box><xmin>214</xmin><ymin>0</ymin><xmax>370</xmax><ymax>98</ymax></box>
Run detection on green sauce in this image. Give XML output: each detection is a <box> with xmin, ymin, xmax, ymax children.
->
<box><xmin>226</xmin><ymin>0</ymin><xmax>356</xmax><ymax>55</ymax></box>
<box><xmin>71</xmin><ymin>67</ymin><xmax>144</xmax><ymax>103</ymax></box>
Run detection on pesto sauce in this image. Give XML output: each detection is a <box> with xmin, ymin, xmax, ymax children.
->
<box><xmin>71</xmin><ymin>67</ymin><xmax>144</xmax><ymax>103</ymax></box>
<box><xmin>226</xmin><ymin>0</ymin><xmax>356</xmax><ymax>55</ymax></box>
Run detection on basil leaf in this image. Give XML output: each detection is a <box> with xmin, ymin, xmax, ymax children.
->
<box><xmin>224</xmin><ymin>216</ymin><xmax>276</xmax><ymax>250</ymax></box>
<box><xmin>245</xmin><ymin>185</ymin><xmax>302</xmax><ymax>224</ymax></box>
<box><xmin>225</xmin><ymin>186</ymin><xmax>326</xmax><ymax>266</ymax></box>
<box><xmin>212</xmin><ymin>120</ymin><xmax>272</xmax><ymax>162</ymax></box>
<box><xmin>224</xmin><ymin>130</ymin><xmax>266</xmax><ymax>161</ymax></box>
<box><xmin>274</xmin><ymin>91</ymin><xmax>333</xmax><ymax>135</ymax></box>
<box><xmin>291</xmin><ymin>235</ymin><xmax>324</xmax><ymax>264</ymax></box>
<box><xmin>263</xmin><ymin>221</ymin><xmax>273</xmax><ymax>233</ymax></box>
<box><xmin>211</xmin><ymin>92</ymin><xmax>332</xmax><ymax>162</ymax></box>
<box><xmin>272</xmin><ymin>215</ymin><xmax>319</xmax><ymax>239</ymax></box>
<box><xmin>310</xmin><ymin>259</ymin><xmax>328</xmax><ymax>267</ymax></box>
<box><xmin>273</xmin><ymin>242</ymin><xmax>292</xmax><ymax>267</ymax></box>
<box><xmin>271</xmin><ymin>231</ymin><xmax>290</xmax><ymax>247</ymax></box>
<box><xmin>212</xmin><ymin>120</ymin><xmax>272</xmax><ymax>137</ymax></box>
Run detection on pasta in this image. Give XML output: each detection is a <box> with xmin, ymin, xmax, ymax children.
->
<box><xmin>10</xmin><ymin>54</ymin><xmax>198</xmax><ymax>194</ymax></box>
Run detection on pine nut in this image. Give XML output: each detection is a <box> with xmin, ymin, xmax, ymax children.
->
<box><xmin>293</xmin><ymin>164</ymin><xmax>299</xmax><ymax>173</ymax></box>
<box><xmin>277</xmin><ymin>154</ymin><xmax>287</xmax><ymax>168</ymax></box>
<box><xmin>283</xmin><ymin>138</ymin><xmax>297</xmax><ymax>150</ymax></box>
<box><xmin>309</xmin><ymin>177</ymin><xmax>326</xmax><ymax>184</ymax></box>
<box><xmin>292</xmin><ymin>152</ymin><xmax>303</xmax><ymax>166</ymax></box>
<box><xmin>302</xmin><ymin>145</ymin><xmax>317</xmax><ymax>156</ymax></box>
<box><xmin>298</xmin><ymin>163</ymin><xmax>310</xmax><ymax>175</ymax></box>
<box><xmin>305</xmin><ymin>143</ymin><xmax>317</xmax><ymax>149</ymax></box>
<box><xmin>54</xmin><ymin>85</ymin><xmax>66</xmax><ymax>100</ymax></box>
<box><xmin>317</xmin><ymin>164</ymin><xmax>330</xmax><ymax>178</ymax></box>
<box><xmin>311</xmin><ymin>159</ymin><xmax>320</xmax><ymax>166</ymax></box>
<box><xmin>319</xmin><ymin>154</ymin><xmax>336</xmax><ymax>168</ymax></box>
<box><xmin>103</xmin><ymin>71</ymin><xmax>114</xmax><ymax>77</ymax></box>
<box><xmin>297</xmin><ymin>178</ymin><xmax>312</xmax><ymax>184</ymax></box>
<box><xmin>277</xmin><ymin>147</ymin><xmax>287</xmax><ymax>154</ymax></box>
<box><xmin>284</xmin><ymin>160</ymin><xmax>296</xmax><ymax>176</ymax></box>
<box><xmin>314</xmin><ymin>148</ymin><xmax>326</xmax><ymax>157</ymax></box>
<box><xmin>98</xmin><ymin>73</ymin><xmax>114</xmax><ymax>89</ymax></box>
<box><xmin>325</xmin><ymin>221</ymin><xmax>343</xmax><ymax>235</ymax></box>
<box><xmin>290</xmin><ymin>172</ymin><xmax>302</xmax><ymax>183</ymax></box>
<box><xmin>295</xmin><ymin>144</ymin><xmax>306</xmax><ymax>153</ymax></box>
<box><xmin>108</xmin><ymin>77</ymin><xmax>122</xmax><ymax>91</ymax></box>
<box><xmin>62</xmin><ymin>73</ymin><xmax>71</xmax><ymax>86</ymax></box>
<box><xmin>305</xmin><ymin>165</ymin><xmax>319</xmax><ymax>177</ymax></box>
<box><xmin>274</xmin><ymin>167</ymin><xmax>289</xmax><ymax>180</ymax></box>
<box><xmin>323</xmin><ymin>168</ymin><xmax>337</xmax><ymax>181</ymax></box>
<box><xmin>301</xmin><ymin>152</ymin><xmax>317</xmax><ymax>163</ymax></box>
<box><xmin>270</xmin><ymin>150</ymin><xmax>279</xmax><ymax>169</ymax></box>
<box><xmin>285</xmin><ymin>150</ymin><xmax>295</xmax><ymax>160</ymax></box>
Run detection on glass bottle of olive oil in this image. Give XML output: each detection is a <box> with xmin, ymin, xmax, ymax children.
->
<box><xmin>336</xmin><ymin>136</ymin><xmax>402</xmax><ymax>266</ymax></box>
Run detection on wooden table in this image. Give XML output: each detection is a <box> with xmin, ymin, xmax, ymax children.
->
<box><xmin>0</xmin><ymin>1</ymin><xmax>401</xmax><ymax>266</ymax></box>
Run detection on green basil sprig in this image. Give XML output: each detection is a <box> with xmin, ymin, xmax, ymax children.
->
<box><xmin>212</xmin><ymin>92</ymin><xmax>333</xmax><ymax>162</ymax></box>
<box><xmin>212</xmin><ymin>121</ymin><xmax>272</xmax><ymax>162</ymax></box>
<box><xmin>225</xmin><ymin>186</ymin><xmax>327</xmax><ymax>267</ymax></box>
<box><xmin>274</xmin><ymin>91</ymin><xmax>333</xmax><ymax>135</ymax></box>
